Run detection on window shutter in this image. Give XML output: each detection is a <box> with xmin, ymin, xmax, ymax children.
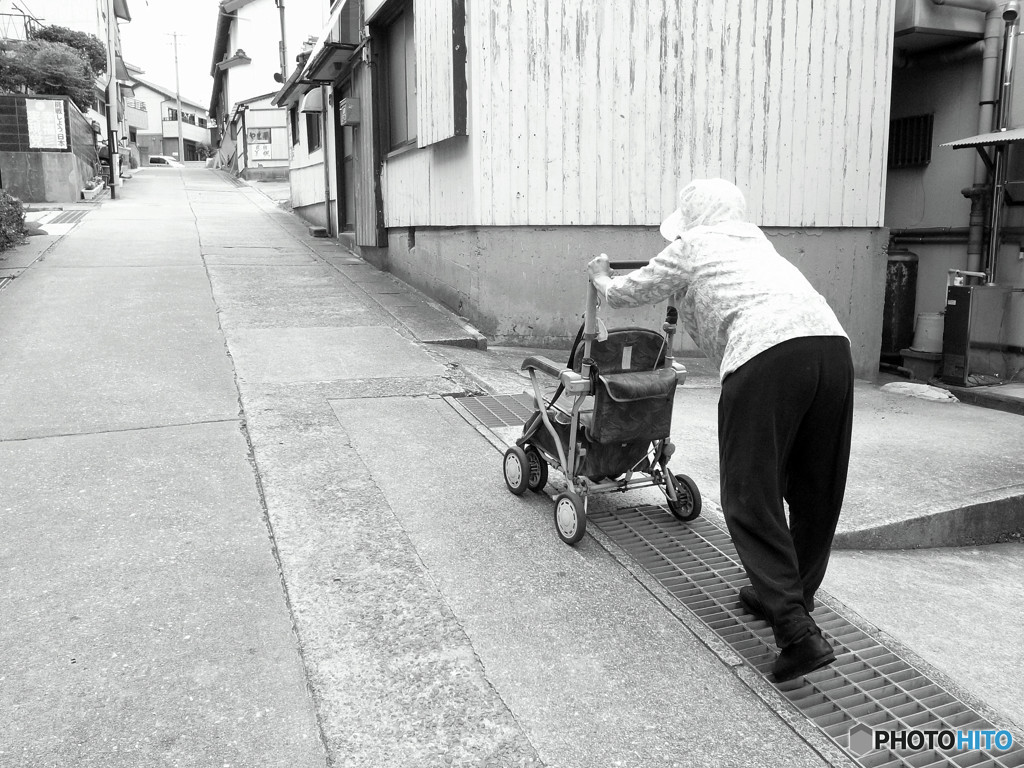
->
<box><xmin>414</xmin><ymin>0</ymin><xmax>467</xmax><ymax>147</ymax></box>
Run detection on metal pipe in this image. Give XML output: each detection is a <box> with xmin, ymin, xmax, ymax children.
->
<box><xmin>893</xmin><ymin>40</ymin><xmax>984</xmax><ymax>68</ymax></box>
<box><xmin>976</xmin><ymin>9</ymin><xmax>1006</xmax><ymax>182</ymax></box>
<box><xmin>931</xmin><ymin>0</ymin><xmax>998</xmax><ymax>10</ymax></box>
<box><xmin>321</xmin><ymin>84</ymin><xmax>333</xmax><ymax>237</ymax></box>
<box><xmin>275</xmin><ymin>0</ymin><xmax>288</xmax><ymax>81</ymax></box>
<box><xmin>985</xmin><ymin>2</ymin><xmax>1019</xmax><ymax>283</ymax></box>
<box><xmin>963</xmin><ymin>184</ymin><xmax>988</xmax><ymax>271</ymax></box>
<box><xmin>105</xmin><ymin>0</ymin><xmax>120</xmax><ymax>197</ymax></box>
<box><xmin>891</xmin><ymin>225</ymin><xmax>1024</xmax><ymax>239</ymax></box>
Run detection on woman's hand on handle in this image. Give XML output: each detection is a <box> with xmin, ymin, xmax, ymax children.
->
<box><xmin>587</xmin><ymin>253</ymin><xmax>612</xmax><ymax>285</ymax></box>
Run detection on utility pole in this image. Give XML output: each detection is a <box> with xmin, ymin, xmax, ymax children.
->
<box><xmin>171</xmin><ymin>32</ymin><xmax>186</xmax><ymax>163</ymax></box>
<box><xmin>275</xmin><ymin>0</ymin><xmax>288</xmax><ymax>81</ymax></box>
<box><xmin>105</xmin><ymin>0</ymin><xmax>120</xmax><ymax>196</ymax></box>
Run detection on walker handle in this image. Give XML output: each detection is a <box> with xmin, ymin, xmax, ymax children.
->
<box><xmin>608</xmin><ymin>260</ymin><xmax>649</xmax><ymax>271</ymax></box>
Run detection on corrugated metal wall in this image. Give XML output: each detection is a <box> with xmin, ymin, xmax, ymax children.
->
<box><xmin>386</xmin><ymin>0</ymin><xmax>894</xmax><ymax>229</ymax></box>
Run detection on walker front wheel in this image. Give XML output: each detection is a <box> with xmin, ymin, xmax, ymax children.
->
<box><xmin>667</xmin><ymin>473</ymin><xmax>702</xmax><ymax>522</ymax></box>
<box><xmin>503</xmin><ymin>446</ymin><xmax>529</xmax><ymax>495</ymax></box>
<box><xmin>553</xmin><ymin>492</ymin><xmax>586</xmax><ymax>545</ymax></box>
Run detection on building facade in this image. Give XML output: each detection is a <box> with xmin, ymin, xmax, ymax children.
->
<box><xmin>277</xmin><ymin>0</ymin><xmax>896</xmax><ymax>378</ymax></box>
<box><xmin>126</xmin><ymin>69</ymin><xmax>211</xmax><ymax>162</ymax></box>
<box><xmin>886</xmin><ymin>0</ymin><xmax>1024</xmax><ymax>385</ymax></box>
<box><xmin>208</xmin><ymin>0</ymin><xmax>326</xmax><ymax>179</ymax></box>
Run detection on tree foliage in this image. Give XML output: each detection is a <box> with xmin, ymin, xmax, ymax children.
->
<box><xmin>30</xmin><ymin>25</ymin><xmax>106</xmax><ymax>76</ymax></box>
<box><xmin>0</xmin><ymin>40</ymin><xmax>96</xmax><ymax>111</ymax></box>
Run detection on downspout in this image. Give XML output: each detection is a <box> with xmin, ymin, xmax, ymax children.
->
<box><xmin>105</xmin><ymin>0</ymin><xmax>120</xmax><ymax>198</ymax></box>
<box><xmin>321</xmin><ymin>84</ymin><xmax>333</xmax><ymax>237</ymax></box>
<box><xmin>985</xmin><ymin>1</ymin><xmax>1020</xmax><ymax>283</ymax></box>
<box><xmin>931</xmin><ymin>1</ymin><xmax>1004</xmax><ymax>272</ymax></box>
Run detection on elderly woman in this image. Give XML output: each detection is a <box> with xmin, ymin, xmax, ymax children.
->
<box><xmin>587</xmin><ymin>179</ymin><xmax>854</xmax><ymax>683</ymax></box>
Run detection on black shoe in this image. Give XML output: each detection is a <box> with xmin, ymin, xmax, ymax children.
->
<box><xmin>739</xmin><ymin>585</ymin><xmax>816</xmax><ymax>620</ymax></box>
<box><xmin>772</xmin><ymin>628</ymin><xmax>835</xmax><ymax>682</ymax></box>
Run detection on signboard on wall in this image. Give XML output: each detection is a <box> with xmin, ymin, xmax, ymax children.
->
<box><xmin>26</xmin><ymin>98</ymin><xmax>67</xmax><ymax>149</ymax></box>
<box><xmin>250</xmin><ymin>143</ymin><xmax>272</xmax><ymax>160</ymax></box>
<box><xmin>247</xmin><ymin>127</ymin><xmax>271</xmax><ymax>144</ymax></box>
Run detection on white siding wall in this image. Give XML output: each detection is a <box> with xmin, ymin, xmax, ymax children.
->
<box><xmin>385</xmin><ymin>0</ymin><xmax>894</xmax><ymax>229</ymax></box>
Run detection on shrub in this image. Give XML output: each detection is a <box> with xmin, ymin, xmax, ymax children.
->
<box><xmin>0</xmin><ymin>190</ymin><xmax>26</xmax><ymax>252</ymax></box>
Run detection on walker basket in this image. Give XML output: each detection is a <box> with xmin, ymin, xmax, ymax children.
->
<box><xmin>588</xmin><ymin>368</ymin><xmax>677</xmax><ymax>443</ymax></box>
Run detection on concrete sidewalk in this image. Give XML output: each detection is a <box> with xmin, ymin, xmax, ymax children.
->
<box><xmin>0</xmin><ymin>166</ymin><xmax>1020</xmax><ymax>768</ymax></box>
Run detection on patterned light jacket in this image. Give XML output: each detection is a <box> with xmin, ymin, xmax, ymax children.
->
<box><xmin>601</xmin><ymin>180</ymin><xmax>848</xmax><ymax>381</ymax></box>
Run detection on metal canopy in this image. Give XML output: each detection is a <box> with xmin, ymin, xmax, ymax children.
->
<box><xmin>300</xmin><ymin>0</ymin><xmax>360</xmax><ymax>83</ymax></box>
<box><xmin>303</xmin><ymin>42</ymin><xmax>357</xmax><ymax>83</ymax></box>
<box><xmin>941</xmin><ymin>126</ymin><xmax>1024</xmax><ymax>148</ymax></box>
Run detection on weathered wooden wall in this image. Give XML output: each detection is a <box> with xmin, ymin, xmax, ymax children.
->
<box><xmin>415</xmin><ymin>0</ymin><xmax>454</xmax><ymax>147</ymax></box>
<box><xmin>384</xmin><ymin>0</ymin><xmax>894</xmax><ymax>229</ymax></box>
<box><xmin>352</xmin><ymin>67</ymin><xmax>385</xmax><ymax>246</ymax></box>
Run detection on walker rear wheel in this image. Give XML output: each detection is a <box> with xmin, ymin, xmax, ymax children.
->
<box><xmin>523</xmin><ymin>444</ymin><xmax>548</xmax><ymax>492</ymax></box>
<box><xmin>553</xmin><ymin>491</ymin><xmax>586</xmax><ymax>545</ymax></box>
<box><xmin>667</xmin><ymin>473</ymin><xmax>702</xmax><ymax>522</ymax></box>
<box><xmin>503</xmin><ymin>446</ymin><xmax>529</xmax><ymax>495</ymax></box>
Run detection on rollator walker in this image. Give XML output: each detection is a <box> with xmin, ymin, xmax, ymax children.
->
<box><xmin>502</xmin><ymin>260</ymin><xmax>702</xmax><ymax>545</ymax></box>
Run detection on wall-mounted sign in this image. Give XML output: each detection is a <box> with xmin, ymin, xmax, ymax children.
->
<box><xmin>26</xmin><ymin>98</ymin><xmax>67</xmax><ymax>149</ymax></box>
<box><xmin>247</xmin><ymin>127</ymin><xmax>271</xmax><ymax>144</ymax></box>
<box><xmin>250</xmin><ymin>143</ymin><xmax>272</xmax><ymax>160</ymax></box>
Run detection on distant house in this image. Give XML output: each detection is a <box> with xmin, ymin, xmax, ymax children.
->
<box><xmin>125</xmin><ymin>66</ymin><xmax>212</xmax><ymax>162</ymax></box>
<box><xmin>276</xmin><ymin>0</ymin><xmax>894</xmax><ymax>378</ymax></box>
<box><xmin>208</xmin><ymin>0</ymin><xmax>325</xmax><ymax>180</ymax></box>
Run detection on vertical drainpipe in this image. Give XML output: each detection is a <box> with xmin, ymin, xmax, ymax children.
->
<box><xmin>321</xmin><ymin>84</ymin><xmax>333</xmax><ymax>237</ymax></box>
<box><xmin>105</xmin><ymin>0</ymin><xmax>120</xmax><ymax>198</ymax></box>
<box><xmin>985</xmin><ymin>2</ymin><xmax>1020</xmax><ymax>283</ymax></box>
<box><xmin>965</xmin><ymin>5</ymin><xmax>1005</xmax><ymax>273</ymax></box>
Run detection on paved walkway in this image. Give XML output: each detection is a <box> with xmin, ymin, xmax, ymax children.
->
<box><xmin>0</xmin><ymin>167</ymin><xmax>1020</xmax><ymax>767</ymax></box>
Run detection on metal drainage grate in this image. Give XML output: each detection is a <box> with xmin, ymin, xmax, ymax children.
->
<box><xmin>48</xmin><ymin>210</ymin><xmax>90</xmax><ymax>225</ymax></box>
<box><xmin>588</xmin><ymin>505</ymin><xmax>1024</xmax><ymax>768</ymax></box>
<box><xmin>455</xmin><ymin>392</ymin><xmax>536</xmax><ymax>429</ymax></box>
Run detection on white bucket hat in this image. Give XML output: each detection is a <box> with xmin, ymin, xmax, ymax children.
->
<box><xmin>659</xmin><ymin>179</ymin><xmax>747</xmax><ymax>241</ymax></box>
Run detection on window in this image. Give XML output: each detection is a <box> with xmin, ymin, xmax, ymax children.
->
<box><xmin>888</xmin><ymin>114</ymin><xmax>934</xmax><ymax>169</ymax></box>
<box><xmin>306</xmin><ymin>112</ymin><xmax>321</xmax><ymax>151</ymax></box>
<box><xmin>385</xmin><ymin>5</ymin><xmax>416</xmax><ymax>150</ymax></box>
<box><xmin>167</xmin><ymin>107</ymin><xmax>178</xmax><ymax>121</ymax></box>
<box><xmin>183</xmin><ymin>112</ymin><xmax>196</xmax><ymax>125</ymax></box>
<box><xmin>149</xmin><ymin>156</ymin><xmax>167</xmax><ymax>165</ymax></box>
<box><xmin>197</xmin><ymin>117</ymin><xmax>207</xmax><ymax>128</ymax></box>
<box><xmin>289</xmin><ymin>105</ymin><xmax>299</xmax><ymax>145</ymax></box>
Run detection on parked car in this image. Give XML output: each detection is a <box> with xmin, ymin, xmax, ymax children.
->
<box><xmin>147</xmin><ymin>155</ymin><xmax>184</xmax><ymax>167</ymax></box>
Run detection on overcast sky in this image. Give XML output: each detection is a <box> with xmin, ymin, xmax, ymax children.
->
<box><xmin>118</xmin><ymin>0</ymin><xmax>222</xmax><ymax>106</ymax></box>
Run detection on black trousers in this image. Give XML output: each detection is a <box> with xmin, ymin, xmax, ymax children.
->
<box><xmin>718</xmin><ymin>336</ymin><xmax>854</xmax><ymax>648</ymax></box>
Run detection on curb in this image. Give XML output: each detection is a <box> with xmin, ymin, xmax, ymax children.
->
<box><xmin>834</xmin><ymin>493</ymin><xmax>1024</xmax><ymax>550</ymax></box>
